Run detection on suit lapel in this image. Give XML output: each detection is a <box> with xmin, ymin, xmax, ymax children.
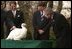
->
<box><xmin>15</xmin><ymin>10</ymin><xmax>18</xmax><ymax>18</ymax></box>
<box><xmin>16</xmin><ymin>10</ymin><xmax>20</xmax><ymax>18</ymax></box>
<box><xmin>10</xmin><ymin>11</ymin><xmax>14</xmax><ymax>18</ymax></box>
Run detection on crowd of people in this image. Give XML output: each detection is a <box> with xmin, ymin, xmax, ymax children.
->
<box><xmin>1</xmin><ymin>1</ymin><xmax>71</xmax><ymax>48</ymax></box>
<box><xmin>1</xmin><ymin>1</ymin><xmax>24</xmax><ymax>39</ymax></box>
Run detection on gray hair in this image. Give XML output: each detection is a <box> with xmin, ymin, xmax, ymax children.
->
<box><xmin>45</xmin><ymin>7</ymin><xmax>53</xmax><ymax>14</ymax></box>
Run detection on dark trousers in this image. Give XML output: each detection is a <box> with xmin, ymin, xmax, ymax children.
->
<box><xmin>34</xmin><ymin>30</ymin><xmax>49</xmax><ymax>40</ymax></box>
<box><xmin>56</xmin><ymin>36</ymin><xmax>71</xmax><ymax>48</ymax></box>
<box><xmin>1</xmin><ymin>32</ymin><xmax>4</xmax><ymax>39</ymax></box>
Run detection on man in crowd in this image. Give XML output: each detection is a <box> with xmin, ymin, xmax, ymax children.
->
<box><xmin>1</xmin><ymin>1</ymin><xmax>15</xmax><ymax>39</ymax></box>
<box><xmin>43</xmin><ymin>7</ymin><xmax>71</xmax><ymax>48</ymax></box>
<box><xmin>6</xmin><ymin>1</ymin><xmax>25</xmax><ymax>35</ymax></box>
<box><xmin>32</xmin><ymin>2</ymin><xmax>50</xmax><ymax>40</ymax></box>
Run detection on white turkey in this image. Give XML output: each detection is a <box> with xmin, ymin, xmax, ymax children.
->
<box><xmin>6</xmin><ymin>23</ymin><xmax>27</xmax><ymax>40</ymax></box>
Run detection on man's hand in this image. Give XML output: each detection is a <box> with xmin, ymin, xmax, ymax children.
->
<box><xmin>38</xmin><ymin>29</ymin><xmax>44</xmax><ymax>34</ymax></box>
<box><xmin>10</xmin><ymin>26</ymin><xmax>16</xmax><ymax>30</ymax></box>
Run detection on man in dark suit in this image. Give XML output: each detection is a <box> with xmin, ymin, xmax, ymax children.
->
<box><xmin>44</xmin><ymin>8</ymin><xmax>71</xmax><ymax>48</ymax></box>
<box><xmin>32</xmin><ymin>2</ymin><xmax>50</xmax><ymax>40</ymax></box>
<box><xmin>1</xmin><ymin>2</ymin><xmax>15</xmax><ymax>39</ymax></box>
<box><xmin>7</xmin><ymin>1</ymin><xmax>24</xmax><ymax>29</ymax></box>
<box><xmin>53</xmin><ymin>12</ymin><xmax>71</xmax><ymax>48</ymax></box>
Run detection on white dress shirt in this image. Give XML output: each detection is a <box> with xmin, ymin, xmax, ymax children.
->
<box><xmin>12</xmin><ymin>10</ymin><xmax>16</xmax><ymax>17</ymax></box>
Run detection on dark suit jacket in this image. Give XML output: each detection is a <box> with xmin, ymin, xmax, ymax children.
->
<box><xmin>1</xmin><ymin>9</ymin><xmax>14</xmax><ymax>39</ymax></box>
<box><xmin>52</xmin><ymin>12</ymin><xmax>71</xmax><ymax>48</ymax></box>
<box><xmin>33</xmin><ymin>11</ymin><xmax>42</xmax><ymax>30</ymax></box>
<box><xmin>32</xmin><ymin>11</ymin><xmax>50</xmax><ymax>40</ymax></box>
<box><xmin>7</xmin><ymin>10</ymin><xmax>24</xmax><ymax>28</ymax></box>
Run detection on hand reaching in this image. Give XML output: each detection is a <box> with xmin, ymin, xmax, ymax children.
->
<box><xmin>38</xmin><ymin>29</ymin><xmax>44</xmax><ymax>34</ymax></box>
<box><xmin>10</xmin><ymin>26</ymin><xmax>16</xmax><ymax>30</ymax></box>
